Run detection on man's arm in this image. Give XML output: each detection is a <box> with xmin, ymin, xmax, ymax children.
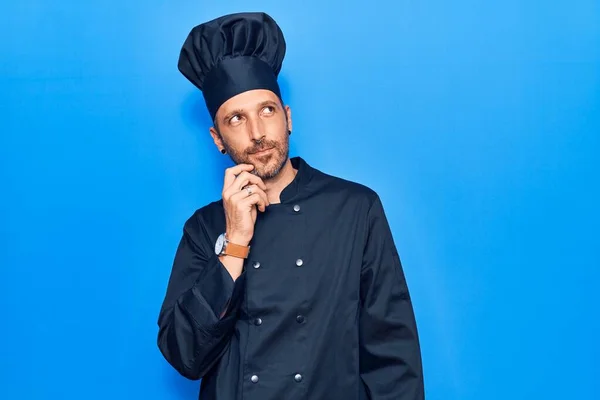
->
<box><xmin>157</xmin><ymin>215</ymin><xmax>245</xmax><ymax>380</ymax></box>
<box><xmin>359</xmin><ymin>194</ymin><xmax>425</xmax><ymax>399</ymax></box>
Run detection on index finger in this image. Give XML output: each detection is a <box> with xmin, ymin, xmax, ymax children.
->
<box><xmin>223</xmin><ymin>164</ymin><xmax>255</xmax><ymax>189</ymax></box>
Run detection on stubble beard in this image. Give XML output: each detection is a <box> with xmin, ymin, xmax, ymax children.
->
<box><xmin>222</xmin><ymin>132</ymin><xmax>289</xmax><ymax>181</ymax></box>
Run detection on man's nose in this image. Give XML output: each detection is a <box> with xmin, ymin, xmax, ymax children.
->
<box><xmin>248</xmin><ymin>117</ymin><xmax>265</xmax><ymax>141</ymax></box>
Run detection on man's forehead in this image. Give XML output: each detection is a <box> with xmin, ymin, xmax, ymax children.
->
<box><xmin>218</xmin><ymin>89</ymin><xmax>280</xmax><ymax>114</ymax></box>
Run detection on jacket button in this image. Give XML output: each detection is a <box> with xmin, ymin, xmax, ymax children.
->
<box><xmin>296</xmin><ymin>315</ymin><xmax>305</xmax><ymax>324</ymax></box>
<box><xmin>254</xmin><ymin>318</ymin><xmax>262</xmax><ymax>326</ymax></box>
<box><xmin>251</xmin><ymin>375</ymin><xmax>259</xmax><ymax>383</ymax></box>
<box><xmin>293</xmin><ymin>204</ymin><xmax>300</xmax><ymax>212</ymax></box>
<box><xmin>294</xmin><ymin>373</ymin><xmax>303</xmax><ymax>382</ymax></box>
<box><xmin>253</xmin><ymin>261</ymin><xmax>261</xmax><ymax>269</ymax></box>
<box><xmin>296</xmin><ymin>259</ymin><xmax>303</xmax><ymax>267</ymax></box>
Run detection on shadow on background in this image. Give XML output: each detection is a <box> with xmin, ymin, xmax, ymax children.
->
<box><xmin>164</xmin><ymin>366</ymin><xmax>202</xmax><ymax>399</ymax></box>
<box><xmin>181</xmin><ymin>89</ymin><xmax>232</xmax><ymax>188</ymax></box>
<box><xmin>278</xmin><ymin>74</ymin><xmax>301</xmax><ymax>158</ymax></box>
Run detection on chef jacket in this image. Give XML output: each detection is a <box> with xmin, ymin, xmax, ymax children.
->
<box><xmin>157</xmin><ymin>156</ymin><xmax>424</xmax><ymax>399</ymax></box>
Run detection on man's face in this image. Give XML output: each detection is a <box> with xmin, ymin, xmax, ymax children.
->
<box><xmin>211</xmin><ymin>89</ymin><xmax>292</xmax><ymax>180</ymax></box>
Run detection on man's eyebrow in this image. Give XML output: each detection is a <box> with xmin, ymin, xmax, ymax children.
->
<box><xmin>222</xmin><ymin>108</ymin><xmax>244</xmax><ymax>123</ymax></box>
<box><xmin>221</xmin><ymin>101</ymin><xmax>280</xmax><ymax>123</ymax></box>
<box><xmin>259</xmin><ymin>100</ymin><xmax>280</xmax><ymax>108</ymax></box>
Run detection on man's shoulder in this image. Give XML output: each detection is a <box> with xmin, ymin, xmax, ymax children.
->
<box><xmin>310</xmin><ymin>163</ymin><xmax>380</xmax><ymax>205</ymax></box>
<box><xmin>196</xmin><ymin>198</ymin><xmax>224</xmax><ymax>215</ymax></box>
<box><xmin>181</xmin><ymin>199</ymin><xmax>224</xmax><ymax>232</ymax></box>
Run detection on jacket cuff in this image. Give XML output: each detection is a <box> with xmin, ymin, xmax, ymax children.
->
<box><xmin>192</xmin><ymin>256</ymin><xmax>245</xmax><ymax>319</ymax></box>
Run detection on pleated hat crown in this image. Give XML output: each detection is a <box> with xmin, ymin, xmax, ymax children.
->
<box><xmin>178</xmin><ymin>12</ymin><xmax>287</xmax><ymax>120</ymax></box>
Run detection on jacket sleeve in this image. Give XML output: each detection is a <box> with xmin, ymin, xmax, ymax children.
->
<box><xmin>359</xmin><ymin>195</ymin><xmax>425</xmax><ymax>399</ymax></box>
<box><xmin>157</xmin><ymin>214</ymin><xmax>246</xmax><ymax>380</ymax></box>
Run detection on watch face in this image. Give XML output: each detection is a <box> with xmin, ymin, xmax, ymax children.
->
<box><xmin>215</xmin><ymin>233</ymin><xmax>225</xmax><ymax>255</ymax></box>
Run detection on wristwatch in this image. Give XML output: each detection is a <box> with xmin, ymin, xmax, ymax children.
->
<box><xmin>215</xmin><ymin>233</ymin><xmax>250</xmax><ymax>259</ymax></box>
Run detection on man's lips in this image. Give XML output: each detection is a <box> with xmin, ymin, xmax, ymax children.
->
<box><xmin>250</xmin><ymin>147</ymin><xmax>274</xmax><ymax>155</ymax></box>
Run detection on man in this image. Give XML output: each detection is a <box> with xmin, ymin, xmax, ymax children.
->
<box><xmin>157</xmin><ymin>11</ymin><xmax>425</xmax><ymax>400</ymax></box>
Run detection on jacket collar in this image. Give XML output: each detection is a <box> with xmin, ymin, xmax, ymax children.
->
<box><xmin>279</xmin><ymin>156</ymin><xmax>313</xmax><ymax>203</ymax></box>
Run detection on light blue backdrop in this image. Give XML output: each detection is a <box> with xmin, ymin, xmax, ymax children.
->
<box><xmin>1</xmin><ymin>1</ymin><xmax>599</xmax><ymax>399</ymax></box>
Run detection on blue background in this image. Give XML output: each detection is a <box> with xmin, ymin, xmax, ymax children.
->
<box><xmin>1</xmin><ymin>1</ymin><xmax>599</xmax><ymax>399</ymax></box>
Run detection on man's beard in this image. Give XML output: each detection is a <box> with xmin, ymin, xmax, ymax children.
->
<box><xmin>222</xmin><ymin>133</ymin><xmax>289</xmax><ymax>180</ymax></box>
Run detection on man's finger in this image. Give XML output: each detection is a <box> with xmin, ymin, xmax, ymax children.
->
<box><xmin>246</xmin><ymin>185</ymin><xmax>270</xmax><ymax>208</ymax></box>
<box><xmin>231</xmin><ymin>171</ymin><xmax>267</xmax><ymax>191</ymax></box>
<box><xmin>229</xmin><ymin>185</ymin><xmax>270</xmax><ymax>207</ymax></box>
<box><xmin>240</xmin><ymin>192</ymin><xmax>268</xmax><ymax>212</ymax></box>
<box><xmin>223</xmin><ymin>164</ymin><xmax>254</xmax><ymax>189</ymax></box>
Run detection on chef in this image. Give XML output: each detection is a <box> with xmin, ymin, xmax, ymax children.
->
<box><xmin>157</xmin><ymin>11</ymin><xmax>425</xmax><ymax>400</ymax></box>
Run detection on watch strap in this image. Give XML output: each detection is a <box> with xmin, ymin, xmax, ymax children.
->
<box><xmin>223</xmin><ymin>237</ymin><xmax>250</xmax><ymax>259</ymax></box>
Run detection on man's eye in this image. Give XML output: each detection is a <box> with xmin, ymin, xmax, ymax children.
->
<box><xmin>263</xmin><ymin>106</ymin><xmax>274</xmax><ymax>114</ymax></box>
<box><xmin>229</xmin><ymin>115</ymin><xmax>241</xmax><ymax>124</ymax></box>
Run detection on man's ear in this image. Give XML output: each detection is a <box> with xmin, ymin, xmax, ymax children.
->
<box><xmin>209</xmin><ymin>126</ymin><xmax>226</xmax><ymax>154</ymax></box>
<box><xmin>285</xmin><ymin>105</ymin><xmax>293</xmax><ymax>133</ymax></box>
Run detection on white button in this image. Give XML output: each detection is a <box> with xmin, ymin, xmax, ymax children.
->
<box><xmin>296</xmin><ymin>259</ymin><xmax>303</xmax><ymax>267</ymax></box>
<box><xmin>294</xmin><ymin>373</ymin><xmax>303</xmax><ymax>382</ymax></box>
<box><xmin>293</xmin><ymin>204</ymin><xmax>300</xmax><ymax>212</ymax></box>
<box><xmin>253</xmin><ymin>261</ymin><xmax>261</xmax><ymax>269</ymax></box>
<box><xmin>251</xmin><ymin>375</ymin><xmax>259</xmax><ymax>383</ymax></box>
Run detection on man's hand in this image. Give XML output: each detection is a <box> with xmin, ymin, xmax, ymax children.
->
<box><xmin>221</xmin><ymin>164</ymin><xmax>269</xmax><ymax>246</ymax></box>
<box><xmin>219</xmin><ymin>164</ymin><xmax>268</xmax><ymax>283</ymax></box>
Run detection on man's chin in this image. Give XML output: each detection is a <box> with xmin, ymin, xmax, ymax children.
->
<box><xmin>231</xmin><ymin>149</ymin><xmax>288</xmax><ymax>179</ymax></box>
<box><xmin>253</xmin><ymin>158</ymin><xmax>287</xmax><ymax>180</ymax></box>
<box><xmin>253</xmin><ymin>166</ymin><xmax>278</xmax><ymax>180</ymax></box>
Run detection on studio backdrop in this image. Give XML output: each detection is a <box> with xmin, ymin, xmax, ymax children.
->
<box><xmin>1</xmin><ymin>1</ymin><xmax>598</xmax><ymax>399</ymax></box>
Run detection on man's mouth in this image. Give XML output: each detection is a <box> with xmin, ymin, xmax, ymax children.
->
<box><xmin>250</xmin><ymin>147</ymin><xmax>274</xmax><ymax>155</ymax></box>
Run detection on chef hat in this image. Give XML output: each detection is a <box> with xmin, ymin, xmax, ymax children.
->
<box><xmin>178</xmin><ymin>12</ymin><xmax>287</xmax><ymax>121</ymax></box>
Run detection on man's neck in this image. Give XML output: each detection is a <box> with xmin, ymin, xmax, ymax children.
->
<box><xmin>264</xmin><ymin>158</ymin><xmax>297</xmax><ymax>204</ymax></box>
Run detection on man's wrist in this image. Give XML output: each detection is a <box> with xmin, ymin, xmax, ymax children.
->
<box><xmin>219</xmin><ymin>255</ymin><xmax>244</xmax><ymax>281</ymax></box>
<box><xmin>226</xmin><ymin>232</ymin><xmax>251</xmax><ymax>247</ymax></box>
